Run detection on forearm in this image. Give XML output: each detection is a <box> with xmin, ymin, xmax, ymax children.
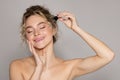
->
<box><xmin>29</xmin><ymin>66</ymin><xmax>43</xmax><ymax>80</ymax></box>
<box><xmin>72</xmin><ymin>26</ymin><xmax>114</xmax><ymax>61</ymax></box>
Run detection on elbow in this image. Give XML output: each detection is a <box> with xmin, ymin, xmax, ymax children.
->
<box><xmin>106</xmin><ymin>52</ymin><xmax>115</xmax><ymax>62</ymax></box>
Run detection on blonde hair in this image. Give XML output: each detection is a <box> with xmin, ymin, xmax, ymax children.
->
<box><xmin>20</xmin><ymin>5</ymin><xmax>58</xmax><ymax>43</ymax></box>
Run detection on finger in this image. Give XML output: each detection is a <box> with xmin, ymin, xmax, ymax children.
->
<box><xmin>57</xmin><ymin>14</ymin><xmax>72</xmax><ymax>23</ymax></box>
<box><xmin>27</xmin><ymin>40</ymin><xmax>37</xmax><ymax>56</ymax></box>
<box><xmin>30</xmin><ymin>44</ymin><xmax>43</xmax><ymax>64</ymax></box>
<box><xmin>42</xmin><ymin>48</ymin><xmax>47</xmax><ymax>66</ymax></box>
<box><xmin>58</xmin><ymin>12</ymin><xmax>75</xmax><ymax>22</ymax></box>
<box><xmin>58</xmin><ymin>16</ymin><xmax>70</xmax><ymax>23</ymax></box>
<box><xmin>58</xmin><ymin>11</ymin><xmax>72</xmax><ymax>18</ymax></box>
<box><xmin>27</xmin><ymin>40</ymin><xmax>32</xmax><ymax>53</ymax></box>
<box><xmin>27</xmin><ymin>40</ymin><xmax>43</xmax><ymax>65</ymax></box>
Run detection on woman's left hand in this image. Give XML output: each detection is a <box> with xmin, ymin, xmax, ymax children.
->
<box><xmin>57</xmin><ymin>11</ymin><xmax>78</xmax><ymax>30</ymax></box>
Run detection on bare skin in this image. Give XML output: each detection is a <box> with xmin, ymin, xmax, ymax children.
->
<box><xmin>10</xmin><ymin>12</ymin><xmax>115</xmax><ymax>80</ymax></box>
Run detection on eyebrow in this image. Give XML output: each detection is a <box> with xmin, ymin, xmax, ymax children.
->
<box><xmin>25</xmin><ymin>21</ymin><xmax>46</xmax><ymax>30</ymax></box>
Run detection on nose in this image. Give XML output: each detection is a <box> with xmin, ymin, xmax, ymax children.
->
<box><xmin>34</xmin><ymin>29</ymin><xmax>40</xmax><ymax>36</ymax></box>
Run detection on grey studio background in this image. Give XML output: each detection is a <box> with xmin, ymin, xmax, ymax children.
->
<box><xmin>0</xmin><ymin>0</ymin><xmax>120</xmax><ymax>80</ymax></box>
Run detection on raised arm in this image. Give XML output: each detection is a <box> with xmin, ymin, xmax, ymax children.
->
<box><xmin>57</xmin><ymin>11</ymin><xmax>115</xmax><ymax>76</ymax></box>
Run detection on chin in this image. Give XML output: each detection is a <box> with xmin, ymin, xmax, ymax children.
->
<box><xmin>33</xmin><ymin>39</ymin><xmax>53</xmax><ymax>50</ymax></box>
<box><xmin>34</xmin><ymin>44</ymin><xmax>46</xmax><ymax>50</ymax></box>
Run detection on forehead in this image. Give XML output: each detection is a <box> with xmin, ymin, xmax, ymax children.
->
<box><xmin>25</xmin><ymin>14</ymin><xmax>47</xmax><ymax>27</ymax></box>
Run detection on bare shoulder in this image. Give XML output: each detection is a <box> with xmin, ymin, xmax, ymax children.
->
<box><xmin>9</xmin><ymin>57</ymin><xmax>33</xmax><ymax>80</ymax></box>
<box><xmin>10</xmin><ymin>59</ymin><xmax>24</xmax><ymax>69</ymax></box>
<box><xmin>10</xmin><ymin>56</ymin><xmax>33</xmax><ymax>70</ymax></box>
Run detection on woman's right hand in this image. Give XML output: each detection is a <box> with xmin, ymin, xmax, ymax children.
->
<box><xmin>27</xmin><ymin>40</ymin><xmax>43</xmax><ymax>66</ymax></box>
<box><xmin>27</xmin><ymin>40</ymin><xmax>45</xmax><ymax>80</ymax></box>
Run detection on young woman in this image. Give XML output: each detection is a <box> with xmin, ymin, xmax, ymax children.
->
<box><xmin>9</xmin><ymin>5</ymin><xmax>115</xmax><ymax>80</ymax></box>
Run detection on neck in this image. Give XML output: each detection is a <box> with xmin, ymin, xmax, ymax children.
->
<box><xmin>34</xmin><ymin>41</ymin><xmax>57</xmax><ymax>68</ymax></box>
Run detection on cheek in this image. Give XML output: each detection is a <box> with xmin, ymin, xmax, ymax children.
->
<box><xmin>25</xmin><ymin>35</ymin><xmax>33</xmax><ymax>41</ymax></box>
<box><xmin>44</xmin><ymin>29</ymin><xmax>54</xmax><ymax>38</ymax></box>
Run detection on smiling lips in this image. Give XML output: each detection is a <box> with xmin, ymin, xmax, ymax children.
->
<box><xmin>34</xmin><ymin>37</ymin><xmax>45</xmax><ymax>43</ymax></box>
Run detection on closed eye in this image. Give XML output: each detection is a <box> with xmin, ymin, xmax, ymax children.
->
<box><xmin>27</xmin><ymin>31</ymin><xmax>33</xmax><ymax>33</ymax></box>
<box><xmin>26</xmin><ymin>28</ymin><xmax>34</xmax><ymax>34</ymax></box>
<box><xmin>39</xmin><ymin>23</ymin><xmax>47</xmax><ymax>29</ymax></box>
<box><xmin>40</xmin><ymin>26</ymin><xmax>46</xmax><ymax>29</ymax></box>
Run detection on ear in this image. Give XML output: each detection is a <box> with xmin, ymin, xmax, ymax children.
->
<box><xmin>52</xmin><ymin>27</ymin><xmax>57</xmax><ymax>36</ymax></box>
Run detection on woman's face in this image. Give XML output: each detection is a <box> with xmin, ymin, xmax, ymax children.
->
<box><xmin>24</xmin><ymin>14</ymin><xmax>55</xmax><ymax>49</ymax></box>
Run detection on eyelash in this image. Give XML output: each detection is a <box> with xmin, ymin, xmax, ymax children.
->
<box><xmin>39</xmin><ymin>25</ymin><xmax>46</xmax><ymax>29</ymax></box>
<box><xmin>26</xmin><ymin>30</ymin><xmax>33</xmax><ymax>34</ymax></box>
<box><xmin>25</xmin><ymin>23</ymin><xmax>48</xmax><ymax>34</ymax></box>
